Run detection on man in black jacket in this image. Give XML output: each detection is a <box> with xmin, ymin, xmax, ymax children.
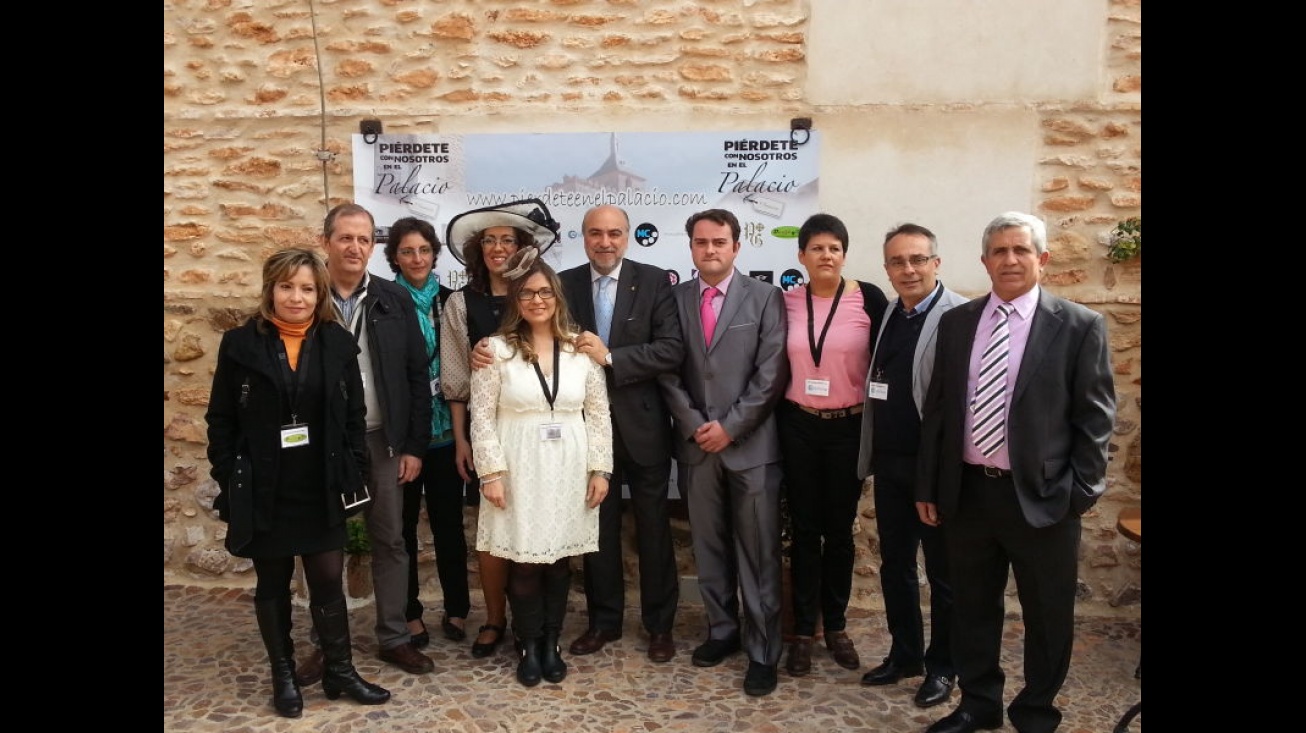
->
<box><xmin>565</xmin><ymin>205</ymin><xmax>682</xmax><ymax>663</ymax></box>
<box><xmin>297</xmin><ymin>203</ymin><xmax>435</xmax><ymax>679</ymax></box>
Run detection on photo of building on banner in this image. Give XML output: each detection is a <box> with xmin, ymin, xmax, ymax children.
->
<box><xmin>353</xmin><ymin>130</ymin><xmax>821</xmax><ymax>294</ymax></box>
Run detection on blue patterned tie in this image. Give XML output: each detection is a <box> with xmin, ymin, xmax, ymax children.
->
<box><xmin>595</xmin><ymin>275</ymin><xmax>614</xmax><ymax>345</ymax></box>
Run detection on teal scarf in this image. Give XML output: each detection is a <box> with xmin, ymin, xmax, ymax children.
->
<box><xmin>397</xmin><ymin>274</ymin><xmax>454</xmax><ymax>447</ymax></box>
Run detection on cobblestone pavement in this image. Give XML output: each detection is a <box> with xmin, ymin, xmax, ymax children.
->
<box><xmin>164</xmin><ymin>583</ymin><xmax>1141</xmax><ymax>733</ymax></box>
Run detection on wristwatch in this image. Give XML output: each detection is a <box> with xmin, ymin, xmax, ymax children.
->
<box><xmin>592</xmin><ymin>471</ymin><xmax>613</xmax><ymax>481</ymax></box>
<box><xmin>604</xmin><ymin>351</ymin><xmax>613</xmax><ymax>366</ymax></box>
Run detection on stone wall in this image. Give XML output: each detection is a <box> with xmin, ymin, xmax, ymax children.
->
<box><xmin>164</xmin><ymin>0</ymin><xmax>1141</xmax><ymax>614</ymax></box>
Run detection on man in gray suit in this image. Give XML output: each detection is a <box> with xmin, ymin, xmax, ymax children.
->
<box><xmin>658</xmin><ymin>208</ymin><xmax>790</xmax><ymax>697</ymax></box>
<box><xmin>856</xmin><ymin>223</ymin><xmax>968</xmax><ymax>708</ymax></box>
<box><xmin>916</xmin><ymin>212</ymin><xmax>1115</xmax><ymax>733</ymax></box>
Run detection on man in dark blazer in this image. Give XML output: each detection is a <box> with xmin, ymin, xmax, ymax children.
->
<box><xmin>855</xmin><ymin>223</ymin><xmax>969</xmax><ymax>708</ymax></box>
<box><xmin>916</xmin><ymin>212</ymin><xmax>1115</xmax><ymax>733</ymax></box>
<box><xmin>658</xmin><ymin>208</ymin><xmax>790</xmax><ymax>697</ymax></box>
<box><xmin>565</xmin><ymin>205</ymin><xmax>683</xmax><ymax>663</ymax></box>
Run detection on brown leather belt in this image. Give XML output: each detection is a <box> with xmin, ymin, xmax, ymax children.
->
<box><xmin>785</xmin><ymin>400</ymin><xmax>864</xmax><ymax>420</ymax></box>
<box><xmin>963</xmin><ymin>463</ymin><xmax>1012</xmax><ymax>478</ymax></box>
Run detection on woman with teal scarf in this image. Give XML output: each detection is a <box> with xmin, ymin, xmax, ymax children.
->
<box><xmin>384</xmin><ymin>216</ymin><xmax>470</xmax><ymax>646</ymax></box>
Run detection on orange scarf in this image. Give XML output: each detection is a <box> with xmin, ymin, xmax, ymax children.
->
<box><xmin>270</xmin><ymin>316</ymin><xmax>314</xmax><ymax>370</ymax></box>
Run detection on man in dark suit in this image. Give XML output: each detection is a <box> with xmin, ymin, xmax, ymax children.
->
<box><xmin>658</xmin><ymin>208</ymin><xmax>790</xmax><ymax>697</ymax></box>
<box><xmin>916</xmin><ymin>212</ymin><xmax>1115</xmax><ymax>733</ymax></box>
<box><xmin>565</xmin><ymin>205</ymin><xmax>683</xmax><ymax>663</ymax></box>
<box><xmin>856</xmin><ymin>223</ymin><xmax>968</xmax><ymax>708</ymax></box>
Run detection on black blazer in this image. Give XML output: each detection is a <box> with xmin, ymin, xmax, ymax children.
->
<box><xmin>560</xmin><ymin>259</ymin><xmax>682</xmax><ymax>467</ymax></box>
<box><xmin>917</xmin><ymin>289</ymin><xmax>1116</xmax><ymax>528</ymax></box>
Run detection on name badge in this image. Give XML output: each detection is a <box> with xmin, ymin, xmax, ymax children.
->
<box><xmin>804</xmin><ymin>378</ymin><xmax>830</xmax><ymax>397</ymax></box>
<box><xmin>539</xmin><ymin>423</ymin><xmax>563</xmax><ymax>441</ymax></box>
<box><xmin>868</xmin><ymin>381</ymin><xmax>889</xmax><ymax>401</ymax></box>
<box><xmin>281</xmin><ymin>423</ymin><xmax>310</xmax><ymax>448</ymax></box>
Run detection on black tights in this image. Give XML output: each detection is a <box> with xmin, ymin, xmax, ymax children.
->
<box><xmin>507</xmin><ymin>557</ymin><xmax>569</xmax><ymax>598</ymax></box>
<box><xmin>253</xmin><ymin>549</ymin><xmax>345</xmax><ymax>606</ymax></box>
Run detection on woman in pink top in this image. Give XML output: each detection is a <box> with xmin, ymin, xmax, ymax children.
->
<box><xmin>778</xmin><ymin>213</ymin><xmax>888</xmax><ymax>678</ymax></box>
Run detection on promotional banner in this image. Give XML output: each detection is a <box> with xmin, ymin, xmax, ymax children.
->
<box><xmin>353</xmin><ymin>130</ymin><xmax>822</xmax><ymax>292</ymax></box>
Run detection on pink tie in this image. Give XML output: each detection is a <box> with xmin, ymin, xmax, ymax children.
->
<box><xmin>701</xmin><ymin>286</ymin><xmax>719</xmax><ymax>346</ymax></box>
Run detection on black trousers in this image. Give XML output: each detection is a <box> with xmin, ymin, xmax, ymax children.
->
<box><xmin>402</xmin><ymin>442</ymin><xmax>471</xmax><ymax>621</ymax></box>
<box><xmin>777</xmin><ymin>403</ymin><xmax>862</xmax><ymax>635</ymax></box>
<box><xmin>948</xmin><ymin>466</ymin><xmax>1081</xmax><ymax>733</ymax></box>
<box><xmin>579</xmin><ymin>421</ymin><xmax>679</xmax><ymax>634</ymax></box>
<box><xmin>872</xmin><ymin>452</ymin><xmax>953</xmax><ymax>677</ymax></box>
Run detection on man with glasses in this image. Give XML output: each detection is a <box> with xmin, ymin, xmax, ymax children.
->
<box><xmin>563</xmin><ymin>205</ymin><xmax>683</xmax><ymax>664</ymax></box>
<box><xmin>297</xmin><ymin>203</ymin><xmax>436</xmax><ymax>682</ymax></box>
<box><xmin>856</xmin><ymin>223</ymin><xmax>967</xmax><ymax>708</ymax></box>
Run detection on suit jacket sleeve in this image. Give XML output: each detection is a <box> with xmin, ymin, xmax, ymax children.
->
<box><xmin>719</xmin><ymin>283</ymin><xmax>789</xmax><ymax>444</ymax></box>
<box><xmin>657</xmin><ymin>289</ymin><xmax>706</xmax><ymax>442</ymax></box>
<box><xmin>611</xmin><ymin>271</ymin><xmax>683</xmax><ymax>386</ymax></box>
<box><xmin>1067</xmin><ymin>309</ymin><xmax>1115</xmax><ymax>514</ymax></box>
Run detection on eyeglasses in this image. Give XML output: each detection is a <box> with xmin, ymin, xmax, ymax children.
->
<box><xmin>396</xmin><ymin>247</ymin><xmax>434</xmax><ymax>258</ymax></box>
<box><xmin>886</xmin><ymin>255</ymin><xmax>937</xmax><ymax>270</ymax></box>
<box><xmin>517</xmin><ymin>288</ymin><xmax>556</xmax><ymax>302</ymax></box>
<box><xmin>481</xmin><ymin>236</ymin><xmax>518</xmax><ymax>248</ymax></box>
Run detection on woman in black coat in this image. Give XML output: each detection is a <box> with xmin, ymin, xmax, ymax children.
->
<box><xmin>205</xmin><ymin>247</ymin><xmax>388</xmax><ymax>717</ymax></box>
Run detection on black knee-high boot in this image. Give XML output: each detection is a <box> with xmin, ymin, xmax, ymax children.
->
<box><xmin>254</xmin><ymin>597</ymin><xmax>303</xmax><ymax>718</ymax></box>
<box><xmin>311</xmin><ymin>599</ymin><xmax>390</xmax><ymax>705</ymax></box>
<box><xmin>540</xmin><ymin>564</ymin><xmax>570</xmax><ymax>683</ymax></box>
<box><xmin>509</xmin><ymin>588</ymin><xmax>543</xmax><ymax>687</ymax></box>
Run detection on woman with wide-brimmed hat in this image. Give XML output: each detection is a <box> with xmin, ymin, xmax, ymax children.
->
<box><xmin>438</xmin><ymin>199</ymin><xmax>560</xmax><ymax>659</ymax></box>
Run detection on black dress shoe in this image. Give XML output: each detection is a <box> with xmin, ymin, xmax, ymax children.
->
<box><xmin>924</xmin><ymin>708</ymin><xmax>1002</xmax><ymax>733</ymax></box>
<box><xmin>568</xmin><ymin>627</ymin><xmax>622</xmax><ymax>655</ymax></box>
<box><xmin>743</xmin><ymin>661</ymin><xmax>778</xmax><ymax>697</ymax></box>
<box><xmin>647</xmin><ymin>632</ymin><xmax>675</xmax><ymax>663</ymax></box>
<box><xmin>691</xmin><ymin>637</ymin><xmax>742</xmax><ymax>667</ymax></box>
<box><xmin>409</xmin><ymin>619</ymin><xmax>430</xmax><ymax>649</ymax></box>
<box><xmin>471</xmin><ymin>624</ymin><xmax>506</xmax><ymax>658</ymax></box>
<box><xmin>441</xmin><ymin>614</ymin><xmax>467</xmax><ymax>642</ymax></box>
<box><xmin>914</xmin><ymin>674</ymin><xmax>955</xmax><ymax>708</ymax></box>
<box><xmin>860</xmin><ymin>658</ymin><xmax>924</xmax><ymax>686</ymax></box>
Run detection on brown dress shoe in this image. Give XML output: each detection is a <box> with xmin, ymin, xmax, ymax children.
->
<box><xmin>295</xmin><ymin>648</ymin><xmax>324</xmax><ymax>686</ymax></box>
<box><xmin>379</xmin><ymin>642</ymin><xmax>434</xmax><ymax>674</ymax></box>
<box><xmin>568</xmin><ymin>627</ymin><xmax>622</xmax><ymax>655</ymax></box>
<box><xmin>824</xmin><ymin>630</ymin><xmax>861</xmax><ymax>670</ymax></box>
<box><xmin>785</xmin><ymin>636</ymin><xmax>813</xmax><ymax>677</ymax></box>
<box><xmin>647</xmin><ymin>632</ymin><xmax>675</xmax><ymax>663</ymax></box>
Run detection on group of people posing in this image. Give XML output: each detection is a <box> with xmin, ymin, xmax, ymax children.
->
<box><xmin>205</xmin><ymin>198</ymin><xmax>1115</xmax><ymax>733</ymax></box>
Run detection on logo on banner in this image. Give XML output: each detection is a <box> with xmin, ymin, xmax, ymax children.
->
<box><xmin>666</xmin><ymin>269</ymin><xmax>680</xmax><ymax>286</ymax></box>
<box><xmin>749</xmin><ymin>271</ymin><xmax>774</xmax><ymax>284</ymax></box>
<box><xmin>780</xmin><ymin>269</ymin><xmax>805</xmax><ymax>291</ymax></box>
<box><xmin>634</xmin><ymin>223</ymin><xmax>660</xmax><ymax>247</ymax></box>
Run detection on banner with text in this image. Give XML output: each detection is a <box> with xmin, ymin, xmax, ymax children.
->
<box><xmin>353</xmin><ymin>130</ymin><xmax>821</xmax><ymax>292</ymax></box>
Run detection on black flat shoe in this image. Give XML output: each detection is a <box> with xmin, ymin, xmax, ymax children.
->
<box><xmin>409</xmin><ymin>619</ymin><xmax>430</xmax><ymax>649</ymax></box>
<box><xmin>442</xmin><ymin>614</ymin><xmax>467</xmax><ymax>642</ymax></box>
<box><xmin>471</xmin><ymin>624</ymin><xmax>506</xmax><ymax>658</ymax></box>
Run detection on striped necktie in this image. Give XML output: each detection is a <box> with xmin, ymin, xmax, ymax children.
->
<box><xmin>971</xmin><ymin>302</ymin><xmax>1014</xmax><ymax>457</ymax></box>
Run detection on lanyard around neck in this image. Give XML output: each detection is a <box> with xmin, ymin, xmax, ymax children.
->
<box><xmin>532</xmin><ymin>337</ymin><xmax>562</xmax><ymax>415</ymax></box>
<box><xmin>806</xmin><ymin>279</ymin><xmax>846</xmax><ymax>368</ymax></box>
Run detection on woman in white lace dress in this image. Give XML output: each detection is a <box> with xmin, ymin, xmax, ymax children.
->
<box><xmin>470</xmin><ymin>247</ymin><xmax>613</xmax><ymax>688</ymax></box>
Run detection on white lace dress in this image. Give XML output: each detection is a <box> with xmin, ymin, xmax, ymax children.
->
<box><xmin>470</xmin><ymin>334</ymin><xmax>613</xmax><ymax>563</ymax></box>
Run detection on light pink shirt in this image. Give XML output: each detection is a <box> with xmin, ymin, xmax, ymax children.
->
<box><xmin>697</xmin><ymin>269</ymin><xmax>735</xmax><ymax>321</ymax></box>
<box><xmin>782</xmin><ymin>284</ymin><xmax>871</xmax><ymax>409</ymax></box>
<box><xmin>962</xmin><ymin>286</ymin><xmax>1039</xmax><ymax>468</ymax></box>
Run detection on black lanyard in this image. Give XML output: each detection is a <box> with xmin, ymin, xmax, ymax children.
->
<box><xmin>806</xmin><ymin>279</ymin><xmax>846</xmax><ymax>368</ymax></box>
<box><xmin>532</xmin><ymin>337</ymin><xmax>562</xmax><ymax>416</ymax></box>
<box><xmin>275</xmin><ymin>327</ymin><xmax>315</xmax><ymax>423</ymax></box>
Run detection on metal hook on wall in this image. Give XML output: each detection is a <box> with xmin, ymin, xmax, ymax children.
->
<box><xmin>790</xmin><ymin>117</ymin><xmax>812</xmax><ymax>146</ymax></box>
<box><xmin>360</xmin><ymin>119</ymin><xmax>383</xmax><ymax>145</ymax></box>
